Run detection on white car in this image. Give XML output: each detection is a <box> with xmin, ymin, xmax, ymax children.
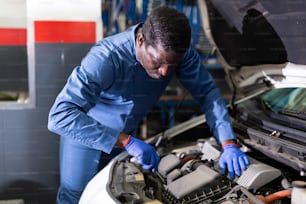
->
<box><xmin>80</xmin><ymin>0</ymin><xmax>306</xmax><ymax>203</ymax></box>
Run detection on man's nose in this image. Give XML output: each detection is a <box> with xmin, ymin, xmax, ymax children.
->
<box><xmin>158</xmin><ymin>65</ymin><xmax>170</xmax><ymax>77</ymax></box>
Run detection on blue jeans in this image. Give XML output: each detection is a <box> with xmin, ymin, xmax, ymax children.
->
<box><xmin>56</xmin><ymin>136</ymin><xmax>122</xmax><ymax>204</ymax></box>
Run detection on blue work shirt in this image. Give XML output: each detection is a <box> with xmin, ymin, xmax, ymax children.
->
<box><xmin>48</xmin><ymin>24</ymin><xmax>236</xmax><ymax>154</ymax></box>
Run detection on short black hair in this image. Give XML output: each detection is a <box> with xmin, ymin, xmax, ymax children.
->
<box><xmin>142</xmin><ymin>6</ymin><xmax>191</xmax><ymax>54</ymax></box>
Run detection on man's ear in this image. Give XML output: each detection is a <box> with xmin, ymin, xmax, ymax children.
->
<box><xmin>136</xmin><ymin>33</ymin><xmax>144</xmax><ymax>47</ymax></box>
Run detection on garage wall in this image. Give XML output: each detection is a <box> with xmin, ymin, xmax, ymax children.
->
<box><xmin>0</xmin><ymin>1</ymin><xmax>102</xmax><ymax>203</ymax></box>
<box><xmin>0</xmin><ymin>0</ymin><xmax>28</xmax><ymax>93</ymax></box>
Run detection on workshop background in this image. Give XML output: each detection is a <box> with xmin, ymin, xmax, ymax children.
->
<box><xmin>0</xmin><ymin>0</ymin><xmax>229</xmax><ymax>203</ymax></box>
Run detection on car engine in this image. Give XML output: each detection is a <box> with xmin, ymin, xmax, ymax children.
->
<box><xmin>107</xmin><ymin>138</ymin><xmax>298</xmax><ymax>204</ymax></box>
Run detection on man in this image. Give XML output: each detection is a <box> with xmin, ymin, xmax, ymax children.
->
<box><xmin>48</xmin><ymin>6</ymin><xmax>249</xmax><ymax>204</ymax></box>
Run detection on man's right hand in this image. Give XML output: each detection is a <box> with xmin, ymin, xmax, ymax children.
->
<box><xmin>124</xmin><ymin>136</ymin><xmax>160</xmax><ymax>172</ymax></box>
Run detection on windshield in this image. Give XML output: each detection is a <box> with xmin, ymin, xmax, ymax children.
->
<box><xmin>261</xmin><ymin>88</ymin><xmax>306</xmax><ymax>114</ymax></box>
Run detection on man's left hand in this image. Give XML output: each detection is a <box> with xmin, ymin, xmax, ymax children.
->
<box><xmin>219</xmin><ymin>144</ymin><xmax>250</xmax><ymax>179</ymax></box>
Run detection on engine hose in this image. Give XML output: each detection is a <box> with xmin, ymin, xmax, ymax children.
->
<box><xmin>256</xmin><ymin>189</ymin><xmax>291</xmax><ymax>204</ymax></box>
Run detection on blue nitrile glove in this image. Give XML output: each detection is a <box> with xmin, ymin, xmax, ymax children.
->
<box><xmin>124</xmin><ymin>136</ymin><xmax>160</xmax><ymax>172</ymax></box>
<box><xmin>219</xmin><ymin>144</ymin><xmax>250</xmax><ymax>179</ymax></box>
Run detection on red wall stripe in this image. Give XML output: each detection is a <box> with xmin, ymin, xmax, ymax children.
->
<box><xmin>0</xmin><ymin>28</ymin><xmax>27</xmax><ymax>46</ymax></box>
<box><xmin>35</xmin><ymin>21</ymin><xmax>96</xmax><ymax>43</ymax></box>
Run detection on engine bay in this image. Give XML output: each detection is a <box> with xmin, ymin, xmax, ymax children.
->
<box><xmin>107</xmin><ymin>138</ymin><xmax>300</xmax><ymax>204</ymax></box>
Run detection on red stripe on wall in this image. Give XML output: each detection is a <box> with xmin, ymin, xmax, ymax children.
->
<box><xmin>0</xmin><ymin>28</ymin><xmax>27</xmax><ymax>46</ymax></box>
<box><xmin>35</xmin><ymin>21</ymin><xmax>96</xmax><ymax>43</ymax></box>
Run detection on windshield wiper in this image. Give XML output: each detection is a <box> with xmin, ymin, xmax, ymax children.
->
<box><xmin>280</xmin><ymin>109</ymin><xmax>306</xmax><ymax>120</ymax></box>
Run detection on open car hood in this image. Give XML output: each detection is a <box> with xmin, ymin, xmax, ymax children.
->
<box><xmin>198</xmin><ymin>0</ymin><xmax>306</xmax><ymax>97</ymax></box>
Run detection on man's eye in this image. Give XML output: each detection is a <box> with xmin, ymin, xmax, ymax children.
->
<box><xmin>152</xmin><ymin>61</ymin><xmax>160</xmax><ymax>65</ymax></box>
<box><xmin>152</xmin><ymin>61</ymin><xmax>161</xmax><ymax>68</ymax></box>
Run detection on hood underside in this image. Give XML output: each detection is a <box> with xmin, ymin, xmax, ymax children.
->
<box><xmin>198</xmin><ymin>0</ymin><xmax>306</xmax><ymax>95</ymax></box>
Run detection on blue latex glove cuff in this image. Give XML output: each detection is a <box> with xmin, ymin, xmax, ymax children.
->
<box><xmin>218</xmin><ymin>144</ymin><xmax>250</xmax><ymax>179</ymax></box>
<box><xmin>125</xmin><ymin>136</ymin><xmax>160</xmax><ymax>172</ymax></box>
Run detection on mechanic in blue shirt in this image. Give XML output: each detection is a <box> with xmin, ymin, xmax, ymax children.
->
<box><xmin>48</xmin><ymin>6</ymin><xmax>250</xmax><ymax>204</ymax></box>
